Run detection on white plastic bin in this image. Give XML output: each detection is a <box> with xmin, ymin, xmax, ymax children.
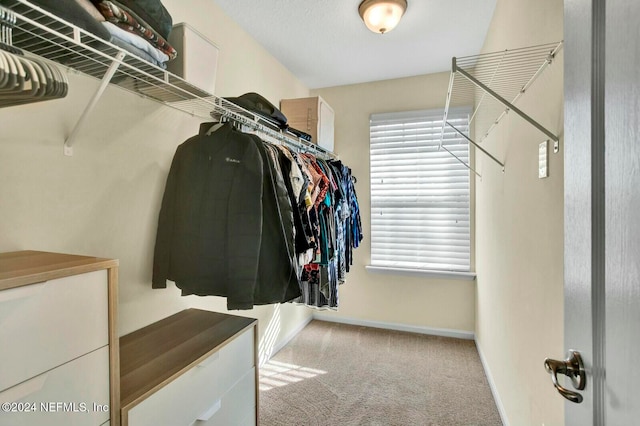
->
<box><xmin>167</xmin><ymin>22</ymin><xmax>219</xmax><ymax>95</ymax></box>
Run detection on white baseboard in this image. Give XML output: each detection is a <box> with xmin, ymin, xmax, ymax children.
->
<box><xmin>475</xmin><ymin>340</ymin><xmax>509</xmax><ymax>426</ymax></box>
<box><xmin>311</xmin><ymin>313</ymin><xmax>475</xmax><ymax>340</ymax></box>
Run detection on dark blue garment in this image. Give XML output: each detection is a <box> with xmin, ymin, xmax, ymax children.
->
<box><xmin>287</xmin><ymin>127</ymin><xmax>312</xmax><ymax>142</ymax></box>
<box><xmin>329</xmin><ymin>160</ymin><xmax>362</xmax><ymax>271</ymax></box>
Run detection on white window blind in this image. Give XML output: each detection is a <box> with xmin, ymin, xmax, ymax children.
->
<box><xmin>369</xmin><ymin>107</ymin><xmax>471</xmax><ymax>272</ymax></box>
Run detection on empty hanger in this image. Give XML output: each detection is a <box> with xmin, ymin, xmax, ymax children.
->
<box><xmin>0</xmin><ymin>7</ymin><xmax>68</xmax><ymax>107</ymax></box>
<box><xmin>0</xmin><ymin>51</ymin><xmax>69</xmax><ymax>107</ymax></box>
<box><xmin>0</xmin><ymin>8</ymin><xmax>21</xmax><ymax>55</ymax></box>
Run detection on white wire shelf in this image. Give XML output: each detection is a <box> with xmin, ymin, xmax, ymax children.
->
<box><xmin>440</xmin><ymin>41</ymin><xmax>563</xmax><ymax>176</ymax></box>
<box><xmin>0</xmin><ymin>0</ymin><xmax>335</xmax><ymax>159</ymax></box>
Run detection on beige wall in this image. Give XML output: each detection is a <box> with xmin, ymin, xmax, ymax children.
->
<box><xmin>312</xmin><ymin>75</ymin><xmax>476</xmax><ymax>333</ymax></box>
<box><xmin>0</xmin><ymin>0</ymin><xmax>312</xmax><ymax>359</ymax></box>
<box><xmin>474</xmin><ymin>0</ymin><xmax>564</xmax><ymax>425</ymax></box>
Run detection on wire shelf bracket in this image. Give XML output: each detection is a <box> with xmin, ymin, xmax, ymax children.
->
<box><xmin>1</xmin><ymin>0</ymin><xmax>336</xmax><ymax>160</ymax></box>
<box><xmin>440</xmin><ymin>41</ymin><xmax>563</xmax><ymax>175</ymax></box>
<box><xmin>64</xmin><ymin>51</ymin><xmax>126</xmax><ymax>156</ymax></box>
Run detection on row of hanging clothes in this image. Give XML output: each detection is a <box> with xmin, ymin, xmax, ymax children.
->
<box><xmin>0</xmin><ymin>5</ymin><xmax>68</xmax><ymax>107</ymax></box>
<box><xmin>152</xmin><ymin>99</ymin><xmax>362</xmax><ymax>311</ymax></box>
<box><xmin>293</xmin><ymin>150</ymin><xmax>362</xmax><ymax>310</ymax></box>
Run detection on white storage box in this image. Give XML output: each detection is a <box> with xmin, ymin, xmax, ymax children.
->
<box><xmin>167</xmin><ymin>23</ymin><xmax>219</xmax><ymax>95</ymax></box>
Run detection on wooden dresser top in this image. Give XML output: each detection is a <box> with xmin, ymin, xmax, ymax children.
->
<box><xmin>0</xmin><ymin>250</ymin><xmax>118</xmax><ymax>291</ymax></box>
<box><xmin>119</xmin><ymin>308</ymin><xmax>256</xmax><ymax>409</ymax></box>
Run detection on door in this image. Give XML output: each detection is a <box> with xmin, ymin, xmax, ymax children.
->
<box><xmin>562</xmin><ymin>0</ymin><xmax>640</xmax><ymax>425</ymax></box>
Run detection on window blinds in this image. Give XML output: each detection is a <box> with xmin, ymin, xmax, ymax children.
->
<box><xmin>369</xmin><ymin>107</ymin><xmax>471</xmax><ymax>272</ymax></box>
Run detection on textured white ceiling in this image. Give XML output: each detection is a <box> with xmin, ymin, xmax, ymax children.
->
<box><xmin>212</xmin><ymin>0</ymin><xmax>497</xmax><ymax>89</ymax></box>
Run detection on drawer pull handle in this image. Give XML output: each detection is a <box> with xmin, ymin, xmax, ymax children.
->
<box><xmin>0</xmin><ymin>282</ymin><xmax>46</xmax><ymax>303</ymax></box>
<box><xmin>196</xmin><ymin>399</ymin><xmax>221</xmax><ymax>422</ymax></box>
<box><xmin>196</xmin><ymin>352</ymin><xmax>219</xmax><ymax>368</ymax></box>
<box><xmin>0</xmin><ymin>372</ymin><xmax>48</xmax><ymax>402</ymax></box>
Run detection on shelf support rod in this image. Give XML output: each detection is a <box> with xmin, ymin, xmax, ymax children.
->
<box><xmin>454</xmin><ymin>65</ymin><xmax>559</xmax><ymax>143</ymax></box>
<box><xmin>64</xmin><ymin>51</ymin><xmax>126</xmax><ymax>156</ymax></box>
<box><xmin>439</xmin><ymin>144</ymin><xmax>482</xmax><ymax>179</ymax></box>
<box><xmin>446</xmin><ymin>121</ymin><xmax>505</xmax><ymax>170</ymax></box>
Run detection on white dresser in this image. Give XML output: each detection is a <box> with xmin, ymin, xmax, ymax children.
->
<box><xmin>119</xmin><ymin>309</ymin><xmax>258</xmax><ymax>426</ymax></box>
<box><xmin>0</xmin><ymin>250</ymin><xmax>120</xmax><ymax>426</ymax></box>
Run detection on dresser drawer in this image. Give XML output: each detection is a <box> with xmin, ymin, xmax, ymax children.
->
<box><xmin>126</xmin><ymin>328</ymin><xmax>254</xmax><ymax>426</ymax></box>
<box><xmin>0</xmin><ymin>346</ymin><xmax>110</xmax><ymax>426</ymax></box>
<box><xmin>0</xmin><ymin>270</ymin><xmax>109</xmax><ymax>392</ymax></box>
<box><xmin>195</xmin><ymin>368</ymin><xmax>256</xmax><ymax>426</ymax></box>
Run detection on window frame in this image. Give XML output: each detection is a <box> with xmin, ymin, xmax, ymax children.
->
<box><xmin>367</xmin><ymin>106</ymin><xmax>475</xmax><ymax>279</ymax></box>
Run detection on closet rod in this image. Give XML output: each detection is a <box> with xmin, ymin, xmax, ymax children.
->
<box><xmin>210</xmin><ymin>99</ymin><xmax>336</xmax><ymax>160</ymax></box>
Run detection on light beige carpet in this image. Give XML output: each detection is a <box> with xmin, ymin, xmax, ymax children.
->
<box><xmin>259</xmin><ymin>320</ymin><xmax>502</xmax><ymax>426</ymax></box>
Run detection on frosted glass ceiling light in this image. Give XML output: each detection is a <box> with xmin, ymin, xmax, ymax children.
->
<box><xmin>358</xmin><ymin>0</ymin><xmax>408</xmax><ymax>34</ymax></box>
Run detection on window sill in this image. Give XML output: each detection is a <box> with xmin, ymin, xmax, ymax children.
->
<box><xmin>365</xmin><ymin>266</ymin><xmax>476</xmax><ymax>281</ymax></box>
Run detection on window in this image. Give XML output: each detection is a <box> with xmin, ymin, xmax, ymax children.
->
<box><xmin>369</xmin><ymin>107</ymin><xmax>471</xmax><ymax>273</ymax></box>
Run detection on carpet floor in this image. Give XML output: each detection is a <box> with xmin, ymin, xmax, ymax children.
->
<box><xmin>259</xmin><ymin>320</ymin><xmax>502</xmax><ymax>426</ymax></box>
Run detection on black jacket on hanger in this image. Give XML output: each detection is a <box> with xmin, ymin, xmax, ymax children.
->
<box><xmin>152</xmin><ymin>123</ymin><xmax>264</xmax><ymax>310</ymax></box>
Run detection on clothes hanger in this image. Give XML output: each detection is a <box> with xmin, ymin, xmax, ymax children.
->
<box><xmin>0</xmin><ymin>49</ymin><xmax>8</xmax><ymax>88</ymax></box>
<box><xmin>0</xmin><ymin>12</ymin><xmax>20</xmax><ymax>95</ymax></box>
<box><xmin>0</xmin><ymin>8</ymin><xmax>69</xmax><ymax>107</ymax></box>
<box><xmin>206</xmin><ymin>121</ymin><xmax>225</xmax><ymax>135</ymax></box>
<box><xmin>15</xmin><ymin>55</ymin><xmax>38</xmax><ymax>97</ymax></box>
<box><xmin>32</xmin><ymin>56</ymin><xmax>54</xmax><ymax>97</ymax></box>
<box><xmin>0</xmin><ymin>8</ymin><xmax>21</xmax><ymax>55</ymax></box>
<box><xmin>28</xmin><ymin>56</ymin><xmax>49</xmax><ymax>97</ymax></box>
<box><xmin>0</xmin><ymin>52</ymin><xmax>37</xmax><ymax>106</ymax></box>
<box><xmin>12</xmin><ymin>51</ymin><xmax>27</xmax><ymax>93</ymax></box>
<box><xmin>47</xmin><ymin>56</ymin><xmax>65</xmax><ymax>98</ymax></box>
<box><xmin>200</xmin><ymin>112</ymin><xmax>232</xmax><ymax>136</ymax></box>
<box><xmin>0</xmin><ymin>50</ymin><xmax>68</xmax><ymax>107</ymax></box>
<box><xmin>0</xmin><ymin>49</ymin><xmax>19</xmax><ymax>93</ymax></box>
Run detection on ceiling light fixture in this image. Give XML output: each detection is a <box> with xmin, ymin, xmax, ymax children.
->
<box><xmin>358</xmin><ymin>0</ymin><xmax>408</xmax><ymax>34</ymax></box>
